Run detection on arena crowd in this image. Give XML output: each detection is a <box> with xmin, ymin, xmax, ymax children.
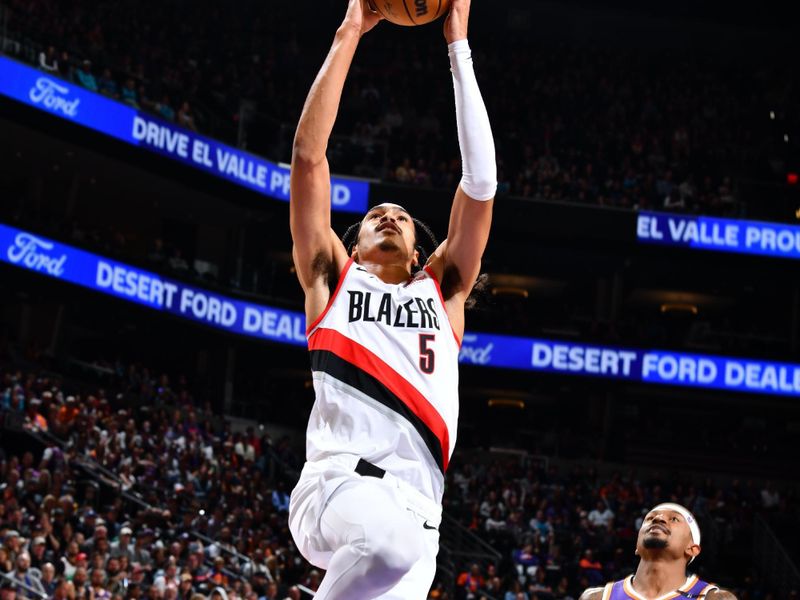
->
<box><xmin>4</xmin><ymin>0</ymin><xmax>795</xmax><ymax>216</ymax></box>
<box><xmin>1</xmin><ymin>361</ymin><xmax>797</xmax><ymax>599</ymax></box>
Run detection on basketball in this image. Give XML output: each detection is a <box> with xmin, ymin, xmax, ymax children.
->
<box><xmin>368</xmin><ymin>0</ymin><xmax>451</xmax><ymax>26</ymax></box>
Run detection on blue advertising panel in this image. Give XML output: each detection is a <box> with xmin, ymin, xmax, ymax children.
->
<box><xmin>4</xmin><ymin>223</ymin><xmax>800</xmax><ymax>397</ymax></box>
<box><xmin>0</xmin><ymin>57</ymin><xmax>369</xmax><ymax>213</ymax></box>
<box><xmin>637</xmin><ymin>211</ymin><xmax>800</xmax><ymax>260</ymax></box>
<box><xmin>458</xmin><ymin>333</ymin><xmax>800</xmax><ymax>396</ymax></box>
<box><xmin>0</xmin><ymin>224</ymin><xmax>307</xmax><ymax>346</ymax></box>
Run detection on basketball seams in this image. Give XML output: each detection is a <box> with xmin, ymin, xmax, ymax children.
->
<box><xmin>400</xmin><ymin>0</ymin><xmax>417</xmax><ymax>25</ymax></box>
<box><xmin>377</xmin><ymin>0</ymin><xmax>448</xmax><ymax>25</ymax></box>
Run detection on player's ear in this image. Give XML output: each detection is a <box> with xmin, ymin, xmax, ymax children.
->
<box><xmin>686</xmin><ymin>544</ymin><xmax>700</xmax><ymax>563</ymax></box>
<box><xmin>412</xmin><ymin>248</ymin><xmax>419</xmax><ymax>267</ymax></box>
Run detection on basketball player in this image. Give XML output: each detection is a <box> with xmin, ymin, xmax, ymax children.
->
<box><xmin>287</xmin><ymin>0</ymin><xmax>495</xmax><ymax>597</ymax></box>
<box><xmin>580</xmin><ymin>503</ymin><xmax>738</xmax><ymax>600</ymax></box>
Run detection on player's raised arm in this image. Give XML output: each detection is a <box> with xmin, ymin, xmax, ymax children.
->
<box><xmin>290</xmin><ymin>0</ymin><xmax>381</xmax><ymax>298</ymax></box>
<box><xmin>429</xmin><ymin>0</ymin><xmax>496</xmax><ymax>306</ymax></box>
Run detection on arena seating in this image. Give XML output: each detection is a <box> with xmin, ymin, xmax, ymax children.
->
<box><xmin>1</xmin><ymin>361</ymin><xmax>797</xmax><ymax>599</ymax></box>
<box><xmin>3</xmin><ymin>0</ymin><xmax>795</xmax><ymax>216</ymax></box>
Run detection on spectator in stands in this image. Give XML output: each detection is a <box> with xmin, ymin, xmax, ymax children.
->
<box><xmin>587</xmin><ymin>501</ymin><xmax>614</xmax><ymax>530</ymax></box>
<box><xmin>89</xmin><ymin>568</ymin><xmax>110</xmax><ymax>600</ymax></box>
<box><xmin>177</xmin><ymin>570</ymin><xmax>194</xmax><ymax>597</ymax></box>
<box><xmin>209</xmin><ymin>557</ymin><xmax>229</xmax><ymax>588</ymax></box>
<box><xmin>129</xmin><ymin>563</ymin><xmax>147</xmax><ymax>589</ymax></box>
<box><xmin>512</xmin><ymin>542</ymin><xmax>539</xmax><ymax>581</ymax></box>
<box><xmin>177</xmin><ymin>102</ymin><xmax>198</xmax><ymax>131</ymax></box>
<box><xmin>553</xmin><ymin>576</ymin><xmax>573</xmax><ymax>600</ymax></box>
<box><xmin>210</xmin><ymin>587</ymin><xmax>229</xmax><ymax>600</ymax></box>
<box><xmin>57</xmin><ymin>396</ymin><xmax>80</xmax><ymax>427</ymax></box>
<box><xmin>60</xmin><ymin>541</ymin><xmax>79</xmax><ymax>579</ymax></box>
<box><xmin>130</xmin><ymin>531</ymin><xmax>153</xmax><ymax>568</ymax></box>
<box><xmin>603</xmin><ymin>547</ymin><xmax>628</xmax><ymax>582</ymax></box>
<box><xmin>28</xmin><ymin>537</ymin><xmax>50</xmax><ymax>571</ymax></box>
<box><xmin>528</xmin><ymin>567</ymin><xmax>554</xmax><ymax>599</ymax></box>
<box><xmin>505</xmin><ymin>509</ymin><xmax>527</xmax><ymax>544</ymax></box>
<box><xmin>110</xmin><ymin>526</ymin><xmax>133</xmax><ymax>560</ymax></box>
<box><xmin>74</xmin><ymin>60</ymin><xmax>98</xmax><ymax>92</ymax></box>
<box><xmin>37</xmin><ymin>46</ymin><xmax>58</xmax><ymax>73</ymax></box>
<box><xmin>23</xmin><ymin>399</ymin><xmax>47</xmax><ymax>432</ymax></box>
<box><xmin>167</xmin><ymin>249</ymin><xmax>190</xmax><ymax>273</ymax></box>
<box><xmin>53</xmin><ymin>50</ymin><xmax>71</xmax><ymax>81</ymax></box>
<box><xmin>0</xmin><ymin>578</ymin><xmax>17</xmax><ymax>600</ymax></box>
<box><xmin>485</xmin><ymin>507</ymin><xmax>508</xmax><ymax>533</ymax></box>
<box><xmin>39</xmin><ymin>563</ymin><xmax>56</xmax><ymax>596</ymax></box>
<box><xmin>234</xmin><ymin>433</ymin><xmax>256</xmax><ymax>463</ymax></box>
<box><xmin>156</xmin><ymin>95</ymin><xmax>176</xmax><ymax>122</ymax></box>
<box><xmin>97</xmin><ymin>69</ymin><xmax>119</xmax><ymax>99</ymax></box>
<box><xmin>456</xmin><ymin>563</ymin><xmax>486</xmax><ymax>599</ymax></box>
<box><xmin>10</xmin><ymin>552</ymin><xmax>45</xmax><ymax>599</ymax></box>
<box><xmin>1</xmin><ymin>532</ymin><xmax>21</xmax><ymax>569</ymax></box>
<box><xmin>504</xmin><ymin>580</ymin><xmax>528</xmax><ymax>600</ymax></box>
<box><xmin>578</xmin><ymin>549</ymin><xmax>603</xmax><ymax>587</ymax></box>
<box><xmin>394</xmin><ymin>158</ymin><xmax>415</xmax><ymax>183</ymax></box>
<box><xmin>81</xmin><ymin>521</ymin><xmax>105</xmax><ymax>552</ymax></box>
<box><xmin>153</xmin><ymin>559</ymin><xmax>180</xmax><ymax>594</ymax></box>
<box><xmin>761</xmin><ymin>482</ymin><xmax>780</xmax><ymax>509</ymax></box>
<box><xmin>480</xmin><ymin>490</ymin><xmax>506</xmax><ymax>520</ymax></box>
<box><xmin>529</xmin><ymin>509</ymin><xmax>554</xmax><ymax>545</ymax></box>
<box><xmin>114</xmin><ymin>78</ymin><xmax>136</xmax><ymax>108</ymax></box>
<box><xmin>72</xmin><ymin>566</ymin><xmax>90</xmax><ymax>599</ymax></box>
<box><xmin>270</xmin><ymin>483</ymin><xmax>289</xmax><ymax>514</ymax></box>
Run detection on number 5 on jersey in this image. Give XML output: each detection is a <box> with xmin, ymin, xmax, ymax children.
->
<box><xmin>419</xmin><ymin>333</ymin><xmax>436</xmax><ymax>374</ymax></box>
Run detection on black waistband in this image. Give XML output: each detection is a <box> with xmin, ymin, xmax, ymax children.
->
<box><xmin>355</xmin><ymin>458</ymin><xmax>386</xmax><ymax>479</ymax></box>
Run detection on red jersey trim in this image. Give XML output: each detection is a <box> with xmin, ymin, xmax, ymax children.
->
<box><xmin>422</xmin><ymin>265</ymin><xmax>462</xmax><ymax>348</ymax></box>
<box><xmin>305</xmin><ymin>257</ymin><xmax>355</xmax><ymax>337</ymax></box>
<box><xmin>308</xmin><ymin>327</ymin><xmax>451</xmax><ymax>471</ymax></box>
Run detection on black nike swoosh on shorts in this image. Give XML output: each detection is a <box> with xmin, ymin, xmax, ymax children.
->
<box><xmin>423</xmin><ymin>521</ymin><xmax>438</xmax><ymax>530</ymax></box>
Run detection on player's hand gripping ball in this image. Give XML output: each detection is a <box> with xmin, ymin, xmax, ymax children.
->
<box><xmin>368</xmin><ymin>0</ymin><xmax>451</xmax><ymax>26</ymax></box>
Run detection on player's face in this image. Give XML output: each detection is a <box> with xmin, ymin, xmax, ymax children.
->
<box><xmin>356</xmin><ymin>204</ymin><xmax>418</xmax><ymax>265</ymax></box>
<box><xmin>636</xmin><ymin>508</ymin><xmax>697</xmax><ymax>560</ymax></box>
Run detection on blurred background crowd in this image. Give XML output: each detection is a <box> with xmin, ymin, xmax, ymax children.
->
<box><xmin>3</xmin><ymin>0</ymin><xmax>796</xmax><ymax>217</ymax></box>
<box><xmin>1</xmin><ymin>360</ymin><xmax>797</xmax><ymax>599</ymax></box>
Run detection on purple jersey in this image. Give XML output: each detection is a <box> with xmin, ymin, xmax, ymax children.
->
<box><xmin>602</xmin><ymin>575</ymin><xmax>718</xmax><ymax>600</ymax></box>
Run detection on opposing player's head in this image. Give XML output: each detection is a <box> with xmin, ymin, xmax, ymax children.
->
<box><xmin>342</xmin><ymin>203</ymin><xmax>438</xmax><ymax>273</ymax></box>
<box><xmin>636</xmin><ymin>503</ymin><xmax>701</xmax><ymax>565</ymax></box>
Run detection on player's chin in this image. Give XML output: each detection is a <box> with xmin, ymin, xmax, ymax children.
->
<box><xmin>642</xmin><ymin>535</ymin><xmax>669</xmax><ymax>550</ymax></box>
<box><xmin>377</xmin><ymin>239</ymin><xmax>404</xmax><ymax>253</ymax></box>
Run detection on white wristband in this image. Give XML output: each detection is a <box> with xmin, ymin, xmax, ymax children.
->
<box><xmin>449</xmin><ymin>39</ymin><xmax>497</xmax><ymax>201</ymax></box>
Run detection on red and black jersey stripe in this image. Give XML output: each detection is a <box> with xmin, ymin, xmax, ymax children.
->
<box><xmin>309</xmin><ymin>327</ymin><xmax>450</xmax><ymax>473</ymax></box>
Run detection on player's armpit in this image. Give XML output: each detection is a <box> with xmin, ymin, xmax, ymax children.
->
<box><xmin>292</xmin><ymin>229</ymin><xmax>348</xmax><ymax>294</ymax></box>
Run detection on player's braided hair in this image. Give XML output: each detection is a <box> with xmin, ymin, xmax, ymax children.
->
<box><xmin>341</xmin><ymin>218</ymin><xmax>438</xmax><ymax>274</ymax></box>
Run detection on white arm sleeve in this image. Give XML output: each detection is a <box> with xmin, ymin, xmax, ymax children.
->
<box><xmin>449</xmin><ymin>39</ymin><xmax>497</xmax><ymax>201</ymax></box>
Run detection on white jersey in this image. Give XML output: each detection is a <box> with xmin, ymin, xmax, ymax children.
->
<box><xmin>305</xmin><ymin>258</ymin><xmax>461</xmax><ymax>503</ymax></box>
